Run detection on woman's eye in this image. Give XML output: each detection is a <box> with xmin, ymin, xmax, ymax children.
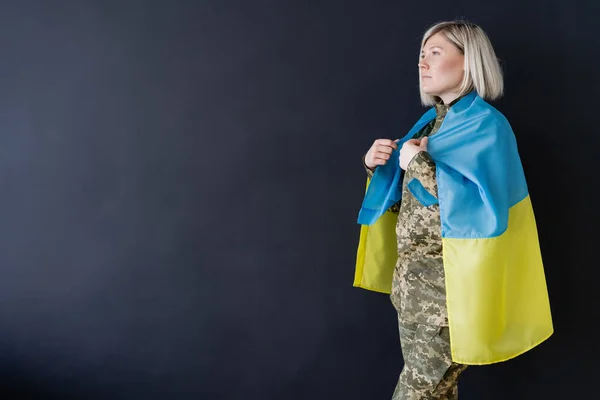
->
<box><xmin>432</xmin><ymin>51</ymin><xmax>440</xmax><ymax>55</ymax></box>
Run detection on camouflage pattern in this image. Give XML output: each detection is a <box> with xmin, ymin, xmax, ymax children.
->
<box><xmin>363</xmin><ymin>97</ymin><xmax>468</xmax><ymax>398</ymax></box>
<box><xmin>391</xmin><ymin>319</ymin><xmax>468</xmax><ymax>400</ymax></box>
<box><xmin>391</xmin><ymin>98</ymin><xmax>459</xmax><ymax>326</ymax></box>
<box><xmin>391</xmin><ymin>147</ymin><xmax>446</xmax><ymax>325</ymax></box>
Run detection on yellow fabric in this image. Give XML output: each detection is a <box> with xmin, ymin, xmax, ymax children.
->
<box><xmin>354</xmin><ymin>185</ymin><xmax>553</xmax><ymax>364</ymax></box>
<box><xmin>353</xmin><ymin>177</ymin><xmax>397</xmax><ymax>293</ymax></box>
<box><xmin>442</xmin><ymin>195</ymin><xmax>553</xmax><ymax>364</ymax></box>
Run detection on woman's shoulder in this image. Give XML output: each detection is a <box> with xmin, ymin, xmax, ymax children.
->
<box><xmin>472</xmin><ymin>96</ymin><xmax>512</xmax><ymax>129</ymax></box>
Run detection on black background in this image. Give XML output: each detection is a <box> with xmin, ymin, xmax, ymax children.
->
<box><xmin>0</xmin><ymin>1</ymin><xmax>597</xmax><ymax>399</ymax></box>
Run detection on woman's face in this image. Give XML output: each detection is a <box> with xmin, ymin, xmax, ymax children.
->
<box><xmin>419</xmin><ymin>32</ymin><xmax>465</xmax><ymax>104</ymax></box>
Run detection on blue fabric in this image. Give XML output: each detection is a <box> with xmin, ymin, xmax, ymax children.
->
<box><xmin>357</xmin><ymin>92</ymin><xmax>529</xmax><ymax>239</ymax></box>
<box><xmin>358</xmin><ymin>108</ymin><xmax>435</xmax><ymax>220</ymax></box>
<box><xmin>407</xmin><ymin>178</ymin><xmax>439</xmax><ymax>207</ymax></box>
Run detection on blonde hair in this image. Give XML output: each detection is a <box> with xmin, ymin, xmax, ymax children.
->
<box><xmin>419</xmin><ymin>20</ymin><xmax>504</xmax><ymax>106</ymax></box>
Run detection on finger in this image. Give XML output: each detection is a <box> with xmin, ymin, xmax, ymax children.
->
<box><xmin>376</xmin><ymin>139</ymin><xmax>399</xmax><ymax>149</ymax></box>
<box><xmin>366</xmin><ymin>154</ymin><xmax>388</xmax><ymax>165</ymax></box>
<box><xmin>373</xmin><ymin>152</ymin><xmax>391</xmax><ymax>161</ymax></box>
<box><xmin>404</xmin><ymin>139</ymin><xmax>421</xmax><ymax>145</ymax></box>
<box><xmin>375</xmin><ymin>144</ymin><xmax>395</xmax><ymax>155</ymax></box>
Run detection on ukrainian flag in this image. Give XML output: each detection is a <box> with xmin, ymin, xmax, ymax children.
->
<box><xmin>355</xmin><ymin>92</ymin><xmax>553</xmax><ymax>364</ymax></box>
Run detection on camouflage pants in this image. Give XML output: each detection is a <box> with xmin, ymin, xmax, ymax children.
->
<box><xmin>392</xmin><ymin>319</ymin><xmax>467</xmax><ymax>400</ymax></box>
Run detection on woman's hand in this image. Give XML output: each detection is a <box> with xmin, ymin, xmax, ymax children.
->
<box><xmin>364</xmin><ymin>139</ymin><xmax>399</xmax><ymax>170</ymax></box>
<box><xmin>399</xmin><ymin>137</ymin><xmax>428</xmax><ymax>170</ymax></box>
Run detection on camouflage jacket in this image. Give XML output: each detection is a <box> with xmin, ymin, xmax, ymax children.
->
<box><xmin>362</xmin><ymin>97</ymin><xmax>462</xmax><ymax>326</ymax></box>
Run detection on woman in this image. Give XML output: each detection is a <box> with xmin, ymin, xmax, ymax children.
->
<box><xmin>354</xmin><ymin>21</ymin><xmax>553</xmax><ymax>399</ymax></box>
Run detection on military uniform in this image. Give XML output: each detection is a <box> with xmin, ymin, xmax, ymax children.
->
<box><xmin>363</xmin><ymin>97</ymin><xmax>468</xmax><ymax>399</ymax></box>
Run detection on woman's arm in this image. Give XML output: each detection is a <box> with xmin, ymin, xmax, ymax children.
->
<box><xmin>406</xmin><ymin>152</ymin><xmax>438</xmax><ymax>204</ymax></box>
<box><xmin>362</xmin><ymin>154</ymin><xmax>376</xmax><ymax>178</ymax></box>
<box><xmin>362</xmin><ymin>155</ymin><xmax>401</xmax><ymax>213</ymax></box>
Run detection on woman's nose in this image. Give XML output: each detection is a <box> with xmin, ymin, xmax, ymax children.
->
<box><xmin>418</xmin><ymin>61</ymin><xmax>429</xmax><ymax>70</ymax></box>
